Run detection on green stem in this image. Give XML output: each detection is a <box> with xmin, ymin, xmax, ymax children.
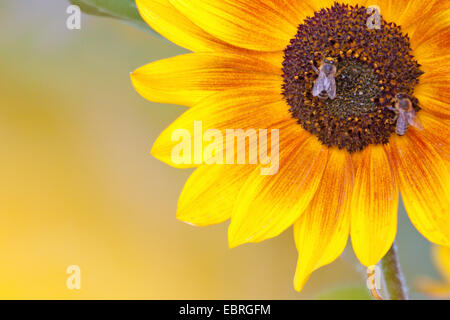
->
<box><xmin>380</xmin><ymin>242</ymin><xmax>409</xmax><ymax>300</ymax></box>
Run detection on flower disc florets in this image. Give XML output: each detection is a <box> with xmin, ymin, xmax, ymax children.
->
<box><xmin>282</xmin><ymin>2</ymin><xmax>423</xmax><ymax>152</ymax></box>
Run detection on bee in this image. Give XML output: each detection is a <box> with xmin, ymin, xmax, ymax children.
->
<box><xmin>312</xmin><ymin>57</ymin><xmax>337</xmax><ymax>100</ymax></box>
<box><xmin>388</xmin><ymin>93</ymin><xmax>423</xmax><ymax>136</ymax></box>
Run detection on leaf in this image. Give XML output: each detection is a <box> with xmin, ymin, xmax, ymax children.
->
<box><xmin>68</xmin><ymin>0</ymin><xmax>109</xmax><ymax>17</ymax></box>
<box><xmin>69</xmin><ymin>0</ymin><xmax>161</xmax><ymax>37</ymax></box>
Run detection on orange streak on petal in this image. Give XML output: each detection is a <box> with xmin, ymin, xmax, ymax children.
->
<box><xmin>293</xmin><ymin>149</ymin><xmax>352</xmax><ymax>292</ymax></box>
<box><xmin>130</xmin><ymin>53</ymin><xmax>283</xmax><ymax>107</ymax></box>
<box><xmin>387</xmin><ymin>134</ymin><xmax>450</xmax><ymax>246</ymax></box>
<box><xmin>150</xmin><ymin>88</ymin><xmax>293</xmax><ymax>168</ymax></box>
<box><xmin>411</xmin><ymin>8</ymin><xmax>450</xmax><ymax>61</ymax></box>
<box><xmin>169</xmin><ymin>0</ymin><xmax>298</xmax><ymax>51</ymax></box>
<box><xmin>417</xmin><ymin>112</ymin><xmax>450</xmax><ymax>163</ymax></box>
<box><xmin>229</xmin><ymin>135</ymin><xmax>328</xmax><ymax>247</ymax></box>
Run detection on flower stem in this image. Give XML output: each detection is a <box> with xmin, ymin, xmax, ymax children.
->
<box><xmin>380</xmin><ymin>242</ymin><xmax>409</xmax><ymax>300</ymax></box>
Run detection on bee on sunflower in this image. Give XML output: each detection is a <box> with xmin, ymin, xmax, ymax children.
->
<box><xmin>130</xmin><ymin>0</ymin><xmax>450</xmax><ymax>298</ymax></box>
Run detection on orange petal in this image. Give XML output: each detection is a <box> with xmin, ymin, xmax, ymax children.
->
<box><xmin>130</xmin><ymin>52</ymin><xmax>282</xmax><ymax>107</ymax></box>
<box><xmin>411</xmin><ymin>7</ymin><xmax>450</xmax><ymax>62</ymax></box>
<box><xmin>350</xmin><ymin>145</ymin><xmax>399</xmax><ymax>267</ymax></box>
<box><xmin>387</xmin><ymin>133</ymin><xmax>450</xmax><ymax>246</ymax></box>
<box><xmin>228</xmin><ymin>134</ymin><xmax>329</xmax><ymax>247</ymax></box>
<box><xmin>409</xmin><ymin>6</ymin><xmax>450</xmax><ymax>119</ymax></box>
<box><xmin>415</xmin><ymin>62</ymin><xmax>450</xmax><ymax>119</ymax></box>
<box><xmin>360</xmin><ymin>1</ymin><xmax>444</xmax><ymax>35</ymax></box>
<box><xmin>417</xmin><ymin>112</ymin><xmax>450</xmax><ymax>162</ymax></box>
<box><xmin>177</xmin><ymin>164</ymin><xmax>257</xmax><ymax>226</ymax></box>
<box><xmin>293</xmin><ymin>149</ymin><xmax>352</xmax><ymax>292</ymax></box>
<box><xmin>415</xmin><ymin>89</ymin><xmax>450</xmax><ymax>120</ymax></box>
<box><xmin>169</xmin><ymin>0</ymin><xmax>298</xmax><ymax>51</ymax></box>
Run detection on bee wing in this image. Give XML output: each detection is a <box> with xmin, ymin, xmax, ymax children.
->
<box><xmin>312</xmin><ymin>72</ymin><xmax>327</xmax><ymax>97</ymax></box>
<box><xmin>407</xmin><ymin>112</ymin><xmax>424</xmax><ymax>131</ymax></box>
<box><xmin>326</xmin><ymin>74</ymin><xmax>336</xmax><ymax>99</ymax></box>
<box><xmin>396</xmin><ymin>112</ymin><xmax>408</xmax><ymax>135</ymax></box>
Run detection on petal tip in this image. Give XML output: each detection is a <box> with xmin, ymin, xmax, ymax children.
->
<box><xmin>293</xmin><ymin>270</ymin><xmax>311</xmax><ymax>293</ymax></box>
<box><xmin>227</xmin><ymin>236</ymin><xmax>243</xmax><ymax>249</ymax></box>
<box><xmin>177</xmin><ymin>217</ymin><xmax>200</xmax><ymax>227</ymax></box>
<box><xmin>227</xmin><ymin>228</ymin><xmax>247</xmax><ymax>249</ymax></box>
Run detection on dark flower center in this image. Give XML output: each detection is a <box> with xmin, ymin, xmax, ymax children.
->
<box><xmin>282</xmin><ymin>2</ymin><xmax>423</xmax><ymax>152</ymax></box>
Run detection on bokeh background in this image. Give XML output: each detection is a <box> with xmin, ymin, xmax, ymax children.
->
<box><xmin>0</xmin><ymin>0</ymin><xmax>441</xmax><ymax>299</ymax></box>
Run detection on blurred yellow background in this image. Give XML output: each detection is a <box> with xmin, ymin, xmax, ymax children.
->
<box><xmin>0</xmin><ymin>0</ymin><xmax>438</xmax><ymax>299</ymax></box>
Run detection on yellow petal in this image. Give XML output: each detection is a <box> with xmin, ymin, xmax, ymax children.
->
<box><xmin>151</xmin><ymin>88</ymin><xmax>293</xmax><ymax>168</ymax></box>
<box><xmin>130</xmin><ymin>52</ymin><xmax>282</xmax><ymax>107</ymax></box>
<box><xmin>169</xmin><ymin>0</ymin><xmax>298</xmax><ymax>51</ymax></box>
<box><xmin>387</xmin><ymin>133</ymin><xmax>450</xmax><ymax>246</ymax></box>
<box><xmin>177</xmin><ymin>164</ymin><xmax>257</xmax><ymax>226</ymax></box>
<box><xmin>416</xmin><ymin>277</ymin><xmax>450</xmax><ymax>299</ymax></box>
<box><xmin>136</xmin><ymin>0</ymin><xmax>286</xmax><ymax>63</ymax></box>
<box><xmin>293</xmin><ymin>149</ymin><xmax>352</xmax><ymax>292</ymax></box>
<box><xmin>433</xmin><ymin>245</ymin><xmax>450</xmax><ymax>283</ymax></box>
<box><xmin>350</xmin><ymin>145</ymin><xmax>398</xmax><ymax>267</ymax></box>
<box><xmin>136</xmin><ymin>0</ymin><xmax>230</xmax><ymax>52</ymax></box>
<box><xmin>228</xmin><ymin>134</ymin><xmax>329</xmax><ymax>247</ymax></box>
<box><xmin>418</xmin><ymin>244</ymin><xmax>450</xmax><ymax>298</ymax></box>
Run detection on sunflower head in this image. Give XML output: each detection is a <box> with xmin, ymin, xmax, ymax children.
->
<box><xmin>282</xmin><ymin>2</ymin><xmax>423</xmax><ymax>152</ymax></box>
<box><xmin>132</xmin><ymin>0</ymin><xmax>450</xmax><ymax>295</ymax></box>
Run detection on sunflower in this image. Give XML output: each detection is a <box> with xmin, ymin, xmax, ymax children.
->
<box><xmin>131</xmin><ymin>0</ymin><xmax>450</xmax><ymax>292</ymax></box>
<box><xmin>417</xmin><ymin>245</ymin><xmax>450</xmax><ymax>299</ymax></box>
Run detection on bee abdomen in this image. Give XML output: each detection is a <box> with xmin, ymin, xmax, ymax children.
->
<box><xmin>396</xmin><ymin>123</ymin><xmax>408</xmax><ymax>136</ymax></box>
<box><xmin>318</xmin><ymin>91</ymin><xmax>329</xmax><ymax>100</ymax></box>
